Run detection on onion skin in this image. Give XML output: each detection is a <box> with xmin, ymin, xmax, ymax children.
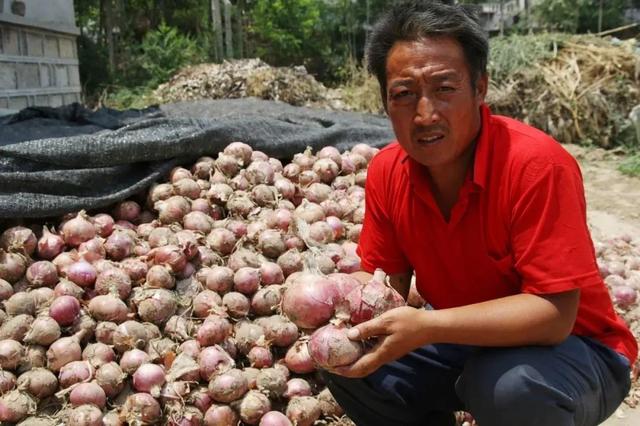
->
<box><xmin>308</xmin><ymin>324</ymin><xmax>363</xmax><ymax>369</ymax></box>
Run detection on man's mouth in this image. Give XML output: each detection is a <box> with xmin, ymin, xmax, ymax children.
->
<box><xmin>417</xmin><ymin>134</ymin><xmax>445</xmax><ymax>145</ymax></box>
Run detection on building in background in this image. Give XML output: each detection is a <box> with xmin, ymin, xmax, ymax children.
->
<box><xmin>0</xmin><ymin>0</ymin><xmax>80</xmax><ymax>113</ymax></box>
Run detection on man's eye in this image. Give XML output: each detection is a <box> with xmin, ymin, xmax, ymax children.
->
<box><xmin>392</xmin><ymin>90</ymin><xmax>412</xmax><ymax>99</ymax></box>
<box><xmin>438</xmin><ymin>86</ymin><xmax>455</xmax><ymax>93</ymax></box>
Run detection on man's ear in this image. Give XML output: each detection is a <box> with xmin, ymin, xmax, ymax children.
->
<box><xmin>476</xmin><ymin>73</ymin><xmax>489</xmax><ymax>103</ymax></box>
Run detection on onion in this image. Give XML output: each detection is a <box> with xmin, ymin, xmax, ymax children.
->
<box><xmin>222</xmin><ymin>292</ymin><xmax>250</xmax><ymax>318</ymax></box>
<box><xmin>62</xmin><ymin>211</ymin><xmax>96</xmax><ymax>247</ymax></box>
<box><xmin>105</xmin><ymin>230</ymin><xmax>135</xmax><ymax>260</ymax></box>
<box><xmin>82</xmin><ymin>342</ymin><xmax>116</xmax><ymax>368</ymax></box>
<box><xmin>70</xmin><ymin>382</ymin><xmax>107</xmax><ymax>408</ymax></box>
<box><xmin>234</xmin><ymin>267</ymin><xmax>261</xmax><ymax>295</ymax></box>
<box><xmin>341</xmin><ymin>269</ymin><xmax>404</xmax><ymax>324</ymax></box>
<box><xmin>284</xmin><ymin>378</ymin><xmax>312</xmax><ymax>399</ymax></box>
<box><xmin>4</xmin><ymin>292</ymin><xmax>35</xmax><ymax>316</ymax></box>
<box><xmin>120</xmin><ymin>349</ymin><xmax>151</xmax><ymax>374</ymax></box>
<box><xmin>16</xmin><ymin>368</ymin><xmax>58</xmax><ymax>398</ymax></box>
<box><xmin>246</xmin><ymin>161</ymin><xmax>275</xmax><ymax>185</ymax></box>
<box><xmin>0</xmin><ymin>371</ymin><xmax>15</xmax><ymax>393</ymax></box>
<box><xmin>198</xmin><ymin>345</ymin><xmax>235</xmax><ymax>381</ymax></box>
<box><xmin>93</xmin><ymin>213</ymin><xmax>115</xmax><ymax>237</ymax></box>
<box><xmin>308</xmin><ymin>324</ymin><xmax>363</xmax><ymax>368</ymax></box>
<box><xmin>133</xmin><ymin>363</ymin><xmax>166</xmax><ymax>394</ymax></box>
<box><xmin>24</xmin><ymin>316</ymin><xmax>61</xmax><ymax>346</ymax></box>
<box><xmin>66</xmin><ymin>261</ymin><xmax>97</xmax><ymax>287</ymax></box>
<box><xmin>204</xmin><ymin>404</ymin><xmax>239</xmax><ymax>426</ymax></box>
<box><xmin>318</xmin><ymin>388</ymin><xmax>344</xmax><ymax>417</ymax></box>
<box><xmin>248</xmin><ymin>345</ymin><xmax>274</xmax><ymax>368</ymax></box>
<box><xmin>0</xmin><ymin>226</ymin><xmax>36</xmax><ymax>256</ymax></box>
<box><xmin>251</xmin><ymin>285</ymin><xmax>283</xmax><ymax>316</ymax></box>
<box><xmin>284</xmin><ymin>340</ymin><xmax>315</xmax><ymax>374</ymax></box>
<box><xmin>281</xmin><ymin>273</ymin><xmax>339</xmax><ymax>329</ymax></box>
<box><xmin>234</xmin><ymin>321</ymin><xmax>265</xmax><ymax>354</ymax></box>
<box><xmin>58</xmin><ymin>360</ymin><xmax>94</xmax><ymax>388</ymax></box>
<box><xmin>196</xmin><ymin>315</ymin><xmax>232</xmax><ymax>347</ymax></box>
<box><xmin>67</xmin><ymin>404</ymin><xmax>103</xmax><ymax>426</ymax></box>
<box><xmin>286</xmin><ymin>396</ymin><xmax>322</xmax><ymax>426</ymax></box>
<box><xmin>0</xmin><ymin>250</ymin><xmax>27</xmax><ymax>283</ymax></box>
<box><xmin>256</xmin><ymin>367</ymin><xmax>287</xmax><ymax>399</ymax></box>
<box><xmin>95</xmin><ymin>268</ymin><xmax>132</xmax><ymax>300</ymax></box>
<box><xmin>613</xmin><ymin>285</ymin><xmax>637</xmax><ymax>308</ymax></box>
<box><xmin>256</xmin><ymin>315</ymin><xmax>299</xmax><ymax>347</ymax></box>
<box><xmin>0</xmin><ymin>390</ymin><xmax>35</xmax><ymax>422</ymax></box>
<box><xmin>209</xmin><ymin>368</ymin><xmax>248</xmax><ymax>403</ymax></box>
<box><xmin>37</xmin><ymin>226</ymin><xmax>65</xmax><ymax>259</ymax></box>
<box><xmin>0</xmin><ymin>339</ymin><xmax>23</xmax><ymax>370</ymax></box>
<box><xmin>156</xmin><ymin>195</ymin><xmax>191</xmax><ymax>224</ymax></box>
<box><xmin>0</xmin><ymin>279</ymin><xmax>12</xmax><ymax>300</ymax></box>
<box><xmin>78</xmin><ymin>237</ymin><xmax>106</xmax><ymax>263</ymax></box>
<box><xmin>49</xmin><ymin>295</ymin><xmax>81</xmax><ymax>326</ymax></box>
<box><xmin>204</xmin><ymin>266</ymin><xmax>234</xmax><ymax>294</ymax></box>
<box><xmin>114</xmin><ymin>200</ymin><xmax>141</xmax><ymax>222</ymax></box>
<box><xmin>239</xmin><ymin>390</ymin><xmax>271</xmax><ymax>425</ymax></box>
<box><xmin>122</xmin><ymin>393</ymin><xmax>163</xmax><ymax>425</ymax></box>
<box><xmin>96</xmin><ymin>361</ymin><xmax>126</xmax><ymax>397</ymax></box>
<box><xmin>260</xmin><ymin>411</ymin><xmax>293</xmax><ymax>426</ymax></box>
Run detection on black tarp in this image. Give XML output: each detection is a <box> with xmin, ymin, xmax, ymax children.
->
<box><xmin>0</xmin><ymin>98</ymin><xmax>394</xmax><ymax>219</ymax></box>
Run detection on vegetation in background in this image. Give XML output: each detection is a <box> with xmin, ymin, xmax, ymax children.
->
<box><xmin>620</xmin><ymin>154</ymin><xmax>640</xmax><ymax>177</ymax></box>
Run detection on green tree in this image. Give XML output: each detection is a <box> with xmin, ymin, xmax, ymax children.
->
<box><xmin>533</xmin><ymin>0</ymin><xmax>626</xmax><ymax>33</ymax></box>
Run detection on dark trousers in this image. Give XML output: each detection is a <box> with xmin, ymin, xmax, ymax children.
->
<box><xmin>321</xmin><ymin>336</ymin><xmax>631</xmax><ymax>426</ymax></box>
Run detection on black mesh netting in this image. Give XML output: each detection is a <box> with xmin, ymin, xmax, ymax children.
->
<box><xmin>0</xmin><ymin>98</ymin><xmax>393</xmax><ymax>219</ymax></box>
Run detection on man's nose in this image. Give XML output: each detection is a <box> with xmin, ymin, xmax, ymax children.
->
<box><xmin>414</xmin><ymin>95</ymin><xmax>440</xmax><ymax>126</ymax></box>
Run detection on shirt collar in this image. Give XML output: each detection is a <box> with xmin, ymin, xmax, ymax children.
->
<box><xmin>401</xmin><ymin>103</ymin><xmax>492</xmax><ymax>191</ymax></box>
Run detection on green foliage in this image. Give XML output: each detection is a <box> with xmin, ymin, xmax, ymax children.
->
<box><xmin>248</xmin><ymin>0</ymin><xmax>328</xmax><ymax>73</ymax></box>
<box><xmin>489</xmin><ymin>33</ymin><xmax>568</xmax><ymax>82</ymax></box>
<box><xmin>123</xmin><ymin>23</ymin><xmax>206</xmax><ymax>88</ymax></box>
<box><xmin>619</xmin><ymin>154</ymin><xmax>640</xmax><ymax>177</ymax></box>
<box><xmin>533</xmin><ymin>0</ymin><xmax>626</xmax><ymax>33</ymax></box>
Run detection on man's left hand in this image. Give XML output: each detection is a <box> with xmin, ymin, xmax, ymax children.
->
<box><xmin>331</xmin><ymin>306</ymin><xmax>430</xmax><ymax>378</ymax></box>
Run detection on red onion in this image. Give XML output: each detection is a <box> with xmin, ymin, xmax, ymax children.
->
<box><xmin>133</xmin><ymin>363</ymin><xmax>166</xmax><ymax>394</ymax></box>
<box><xmin>260</xmin><ymin>411</ymin><xmax>293</xmax><ymax>426</ymax></box>
<box><xmin>78</xmin><ymin>237</ymin><xmax>106</xmax><ymax>263</ymax></box>
<box><xmin>198</xmin><ymin>345</ymin><xmax>235</xmax><ymax>381</ymax></box>
<box><xmin>122</xmin><ymin>393</ymin><xmax>163</xmax><ymax>425</ymax></box>
<box><xmin>246</xmin><ymin>160</ymin><xmax>275</xmax><ymax>185</ymax></box>
<box><xmin>277</xmin><ymin>249</ymin><xmax>304</xmax><ymax>277</ymax></box>
<box><xmin>341</xmin><ymin>269</ymin><xmax>404</xmax><ymax>324</ymax></box>
<box><xmin>613</xmin><ymin>285</ymin><xmax>637</xmax><ymax>308</ymax></box>
<box><xmin>4</xmin><ymin>291</ymin><xmax>35</xmax><ymax>316</ymax></box>
<box><xmin>209</xmin><ymin>368</ymin><xmax>249</xmax><ymax>403</ymax></box>
<box><xmin>286</xmin><ymin>396</ymin><xmax>321</xmax><ymax>426</ymax></box>
<box><xmin>70</xmin><ymin>382</ymin><xmax>107</xmax><ymax>408</ymax></box>
<box><xmin>0</xmin><ymin>250</ymin><xmax>27</xmax><ymax>283</ymax></box>
<box><xmin>183</xmin><ymin>211</ymin><xmax>214</xmax><ymax>233</ymax></box>
<box><xmin>156</xmin><ymin>195</ymin><xmax>191</xmax><ymax>224</ymax></box>
<box><xmin>62</xmin><ymin>211</ymin><xmax>96</xmax><ymax>247</ymax></box>
<box><xmin>49</xmin><ymin>295</ymin><xmax>81</xmax><ymax>326</ymax></box>
<box><xmin>204</xmin><ymin>404</ymin><xmax>239</xmax><ymax>426</ymax></box>
<box><xmin>248</xmin><ymin>346</ymin><xmax>274</xmax><ymax>368</ymax></box>
<box><xmin>149</xmin><ymin>244</ymin><xmax>187</xmax><ymax>273</ymax></box>
<box><xmin>105</xmin><ymin>230</ymin><xmax>135</xmax><ymax>260</ymax></box>
<box><xmin>197</xmin><ymin>315</ymin><xmax>232</xmax><ymax>347</ymax></box>
<box><xmin>256</xmin><ymin>367</ymin><xmax>287</xmax><ymax>399</ymax></box>
<box><xmin>284</xmin><ymin>340</ymin><xmax>315</xmax><ymax>374</ymax></box>
<box><xmin>239</xmin><ymin>390</ymin><xmax>271</xmax><ymax>425</ymax></box>
<box><xmin>95</xmin><ymin>268</ymin><xmax>132</xmax><ymax>300</ymax></box>
<box><xmin>0</xmin><ymin>390</ymin><xmax>35</xmax><ymax>422</ymax></box>
<box><xmin>0</xmin><ymin>339</ymin><xmax>23</xmax><ymax>370</ymax></box>
<box><xmin>202</xmin><ymin>266</ymin><xmax>234</xmax><ymax>294</ymax></box>
<box><xmin>0</xmin><ymin>371</ymin><xmax>15</xmax><ymax>394</ymax></box>
<box><xmin>337</xmin><ymin>256</ymin><xmax>361</xmax><ymax>273</ymax></box>
<box><xmin>0</xmin><ymin>279</ymin><xmax>12</xmax><ymax>300</ymax></box>
<box><xmin>120</xmin><ymin>349</ymin><xmax>151</xmax><ymax>374</ymax></box>
<box><xmin>66</xmin><ymin>260</ymin><xmax>97</xmax><ymax>287</ymax></box>
<box><xmin>114</xmin><ymin>200</ymin><xmax>141</xmax><ymax>222</ymax></box>
<box><xmin>193</xmin><ymin>290</ymin><xmax>223</xmax><ymax>318</ymax></box>
<box><xmin>58</xmin><ymin>360</ymin><xmax>94</xmax><ymax>388</ymax></box>
<box><xmin>284</xmin><ymin>378</ymin><xmax>312</xmax><ymax>399</ymax></box>
<box><xmin>251</xmin><ymin>285</ymin><xmax>283</xmax><ymax>316</ymax></box>
<box><xmin>146</xmin><ymin>264</ymin><xmax>175</xmax><ymax>289</ymax></box>
<box><xmin>222</xmin><ymin>291</ymin><xmax>250</xmax><ymax>318</ymax></box>
<box><xmin>95</xmin><ymin>361</ymin><xmax>126</xmax><ymax>398</ymax></box>
<box><xmin>234</xmin><ymin>267</ymin><xmax>261</xmax><ymax>295</ymax></box>
<box><xmin>54</xmin><ymin>278</ymin><xmax>84</xmax><ymax>299</ymax></box>
<box><xmin>37</xmin><ymin>226</ymin><xmax>65</xmax><ymax>259</ymax></box>
<box><xmin>281</xmin><ymin>273</ymin><xmax>339</xmax><ymax>329</ymax></box>
<box><xmin>0</xmin><ymin>226</ymin><xmax>36</xmax><ymax>256</ymax></box>
<box><xmin>309</xmin><ymin>324</ymin><xmax>363</xmax><ymax>368</ymax></box>
<box><xmin>88</xmin><ymin>294</ymin><xmax>129</xmax><ymax>323</ymax></box>
<box><xmin>134</xmin><ymin>288</ymin><xmax>177</xmax><ymax>324</ymax></box>
<box><xmin>24</xmin><ymin>316</ymin><xmax>61</xmax><ymax>346</ymax></box>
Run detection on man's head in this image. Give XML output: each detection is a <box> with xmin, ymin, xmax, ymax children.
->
<box><xmin>366</xmin><ymin>0</ymin><xmax>489</xmax><ymax>109</ymax></box>
<box><xmin>366</xmin><ymin>0</ymin><xmax>490</xmax><ymax>171</ymax></box>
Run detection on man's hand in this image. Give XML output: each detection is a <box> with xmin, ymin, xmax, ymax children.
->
<box><xmin>332</xmin><ymin>306</ymin><xmax>430</xmax><ymax>378</ymax></box>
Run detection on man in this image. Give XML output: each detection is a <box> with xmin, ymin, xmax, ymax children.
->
<box><xmin>322</xmin><ymin>1</ymin><xmax>637</xmax><ymax>425</ymax></box>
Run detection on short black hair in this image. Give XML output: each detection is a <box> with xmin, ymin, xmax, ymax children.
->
<box><xmin>366</xmin><ymin>0</ymin><xmax>489</xmax><ymax>109</ymax></box>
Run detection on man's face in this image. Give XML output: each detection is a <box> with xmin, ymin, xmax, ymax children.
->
<box><xmin>385</xmin><ymin>37</ymin><xmax>487</xmax><ymax>170</ymax></box>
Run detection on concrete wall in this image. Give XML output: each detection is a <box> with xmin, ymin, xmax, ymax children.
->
<box><xmin>0</xmin><ymin>0</ymin><xmax>81</xmax><ymax>111</ymax></box>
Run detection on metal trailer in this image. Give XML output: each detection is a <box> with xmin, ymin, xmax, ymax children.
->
<box><xmin>0</xmin><ymin>0</ymin><xmax>81</xmax><ymax>114</ymax></box>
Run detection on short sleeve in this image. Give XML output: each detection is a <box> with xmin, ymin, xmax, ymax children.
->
<box><xmin>511</xmin><ymin>161</ymin><xmax>601</xmax><ymax>294</ymax></box>
<box><xmin>356</xmin><ymin>156</ymin><xmax>411</xmax><ymax>275</ymax></box>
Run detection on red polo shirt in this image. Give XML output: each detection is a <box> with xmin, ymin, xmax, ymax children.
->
<box><xmin>357</xmin><ymin>104</ymin><xmax>637</xmax><ymax>363</ymax></box>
